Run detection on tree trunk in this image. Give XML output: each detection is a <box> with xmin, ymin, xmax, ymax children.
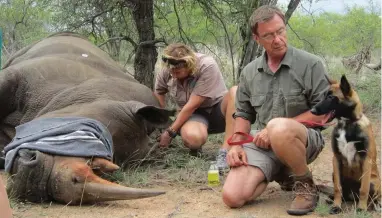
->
<box><xmin>284</xmin><ymin>0</ymin><xmax>300</xmax><ymax>24</ymax></box>
<box><xmin>237</xmin><ymin>0</ymin><xmax>277</xmax><ymax>80</ymax></box>
<box><xmin>127</xmin><ymin>0</ymin><xmax>157</xmax><ymax>89</ymax></box>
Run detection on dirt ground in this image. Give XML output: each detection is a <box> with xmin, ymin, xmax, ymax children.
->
<box><xmin>2</xmin><ymin>119</ymin><xmax>381</xmax><ymax>218</ymax></box>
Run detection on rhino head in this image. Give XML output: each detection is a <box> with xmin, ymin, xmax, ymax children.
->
<box><xmin>5</xmin><ymin>102</ymin><xmax>175</xmax><ymax>205</ymax></box>
<box><xmin>7</xmin><ymin>150</ymin><xmax>165</xmax><ymax>204</ymax></box>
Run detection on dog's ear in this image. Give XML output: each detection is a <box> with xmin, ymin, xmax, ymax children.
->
<box><xmin>340</xmin><ymin>75</ymin><xmax>351</xmax><ymax>97</ymax></box>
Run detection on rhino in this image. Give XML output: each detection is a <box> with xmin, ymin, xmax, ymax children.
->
<box><xmin>0</xmin><ymin>32</ymin><xmax>174</xmax><ymax>205</ymax></box>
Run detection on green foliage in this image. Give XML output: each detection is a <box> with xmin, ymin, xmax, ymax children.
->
<box><xmin>325</xmin><ymin>56</ymin><xmax>381</xmax><ymax>115</ymax></box>
<box><xmin>0</xmin><ymin>0</ymin><xmax>52</xmax><ymax>60</ymax></box>
<box><xmin>154</xmin><ymin>1</ymin><xmax>241</xmax><ymax>50</ymax></box>
<box><xmin>288</xmin><ymin>6</ymin><xmax>381</xmax><ymax>56</ymax></box>
<box><xmin>354</xmin><ymin>73</ymin><xmax>381</xmax><ymax>114</ymax></box>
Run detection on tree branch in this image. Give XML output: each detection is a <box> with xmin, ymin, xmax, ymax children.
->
<box><xmin>98</xmin><ymin>36</ymin><xmax>138</xmax><ymax>49</ymax></box>
<box><xmin>172</xmin><ymin>0</ymin><xmax>196</xmax><ymax>50</ymax></box>
<box><xmin>139</xmin><ymin>38</ymin><xmax>167</xmax><ymax>47</ymax></box>
<box><xmin>70</xmin><ymin>6</ymin><xmax>115</xmax><ymax>30</ymax></box>
<box><xmin>287</xmin><ymin>23</ymin><xmax>316</xmax><ymax>53</ymax></box>
<box><xmin>154</xmin><ymin>3</ymin><xmax>177</xmax><ymax>38</ymax></box>
<box><xmin>195</xmin><ymin>0</ymin><xmax>236</xmax><ymax>83</ymax></box>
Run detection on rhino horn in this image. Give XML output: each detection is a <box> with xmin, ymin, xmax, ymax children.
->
<box><xmin>83</xmin><ymin>182</ymin><xmax>166</xmax><ymax>202</ymax></box>
<box><xmin>83</xmin><ymin>160</ymin><xmax>166</xmax><ymax>201</ymax></box>
<box><xmin>51</xmin><ymin>156</ymin><xmax>165</xmax><ymax>204</ymax></box>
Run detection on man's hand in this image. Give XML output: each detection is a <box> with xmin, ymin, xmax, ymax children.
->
<box><xmin>227</xmin><ymin>146</ymin><xmax>248</xmax><ymax>167</ymax></box>
<box><xmin>253</xmin><ymin>129</ymin><xmax>271</xmax><ymax>149</ymax></box>
<box><xmin>159</xmin><ymin>131</ymin><xmax>172</xmax><ymax>147</ymax></box>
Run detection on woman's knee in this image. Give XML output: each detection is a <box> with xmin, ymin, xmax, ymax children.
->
<box><xmin>181</xmin><ymin>126</ymin><xmax>208</xmax><ymax>149</ymax></box>
<box><xmin>228</xmin><ymin>86</ymin><xmax>238</xmax><ymax>98</ymax></box>
<box><xmin>220</xmin><ymin>86</ymin><xmax>238</xmax><ymax>117</ymax></box>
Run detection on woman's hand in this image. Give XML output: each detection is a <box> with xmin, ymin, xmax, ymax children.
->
<box><xmin>159</xmin><ymin>131</ymin><xmax>173</xmax><ymax>147</ymax></box>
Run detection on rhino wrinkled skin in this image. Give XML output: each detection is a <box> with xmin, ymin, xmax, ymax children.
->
<box><xmin>0</xmin><ymin>32</ymin><xmax>173</xmax><ymax>204</ymax></box>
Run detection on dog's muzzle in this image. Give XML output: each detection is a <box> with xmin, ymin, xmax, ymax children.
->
<box><xmin>311</xmin><ymin>95</ymin><xmax>339</xmax><ymax>116</ymax></box>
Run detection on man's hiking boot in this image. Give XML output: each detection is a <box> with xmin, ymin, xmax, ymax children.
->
<box><xmin>287</xmin><ymin>171</ymin><xmax>319</xmax><ymax>216</ymax></box>
<box><xmin>279</xmin><ymin>178</ymin><xmax>295</xmax><ymax>192</ymax></box>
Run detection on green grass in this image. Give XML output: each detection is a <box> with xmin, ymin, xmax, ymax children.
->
<box><xmin>315</xmin><ymin>197</ymin><xmax>331</xmax><ymax>217</ymax></box>
<box><xmin>314</xmin><ymin>194</ymin><xmax>380</xmax><ymax>218</ymax></box>
<box><xmin>108</xmin><ymin>136</ymin><xmax>217</xmax><ymax>188</ymax></box>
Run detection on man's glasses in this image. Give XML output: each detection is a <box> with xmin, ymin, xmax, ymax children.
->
<box><xmin>259</xmin><ymin>27</ymin><xmax>286</xmax><ymax>41</ymax></box>
<box><xmin>162</xmin><ymin>56</ymin><xmax>187</xmax><ymax>69</ymax></box>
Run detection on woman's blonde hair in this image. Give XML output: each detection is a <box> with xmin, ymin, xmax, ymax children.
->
<box><xmin>162</xmin><ymin>43</ymin><xmax>197</xmax><ymax>75</ymax></box>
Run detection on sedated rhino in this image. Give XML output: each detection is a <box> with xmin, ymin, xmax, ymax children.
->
<box><xmin>0</xmin><ymin>32</ymin><xmax>174</xmax><ymax>205</ymax></box>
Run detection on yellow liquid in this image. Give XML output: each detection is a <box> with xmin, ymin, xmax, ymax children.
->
<box><xmin>208</xmin><ymin>170</ymin><xmax>220</xmax><ymax>186</ymax></box>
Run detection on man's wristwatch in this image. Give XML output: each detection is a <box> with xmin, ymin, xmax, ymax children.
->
<box><xmin>166</xmin><ymin>127</ymin><xmax>177</xmax><ymax>138</ymax></box>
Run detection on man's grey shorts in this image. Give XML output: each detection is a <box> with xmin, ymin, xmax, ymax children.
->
<box><xmin>187</xmin><ymin>100</ymin><xmax>225</xmax><ymax>134</ymax></box>
<box><xmin>243</xmin><ymin>128</ymin><xmax>324</xmax><ymax>182</ymax></box>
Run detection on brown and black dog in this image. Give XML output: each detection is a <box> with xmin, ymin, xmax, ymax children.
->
<box><xmin>311</xmin><ymin>75</ymin><xmax>381</xmax><ymax>213</ymax></box>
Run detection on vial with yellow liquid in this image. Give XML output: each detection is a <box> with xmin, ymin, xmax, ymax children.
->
<box><xmin>207</xmin><ymin>161</ymin><xmax>220</xmax><ymax>186</ymax></box>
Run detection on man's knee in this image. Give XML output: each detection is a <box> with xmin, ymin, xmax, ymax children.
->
<box><xmin>222</xmin><ymin>166</ymin><xmax>265</xmax><ymax>208</ymax></box>
<box><xmin>267</xmin><ymin>118</ymin><xmax>292</xmax><ymax>136</ymax></box>
<box><xmin>181</xmin><ymin>127</ymin><xmax>208</xmax><ymax>149</ymax></box>
<box><xmin>223</xmin><ymin>190</ymin><xmax>245</xmax><ymax>208</ymax></box>
<box><xmin>222</xmin><ymin>188</ymin><xmax>247</xmax><ymax>208</ymax></box>
<box><xmin>267</xmin><ymin>118</ymin><xmax>306</xmax><ymax>141</ymax></box>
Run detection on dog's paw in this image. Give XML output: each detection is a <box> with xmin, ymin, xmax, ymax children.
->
<box><xmin>356</xmin><ymin>207</ymin><xmax>366</xmax><ymax>213</ymax></box>
<box><xmin>373</xmin><ymin>202</ymin><xmax>381</xmax><ymax>212</ymax></box>
<box><xmin>325</xmin><ymin>198</ymin><xmax>333</xmax><ymax>205</ymax></box>
<box><xmin>329</xmin><ymin>206</ymin><xmax>342</xmax><ymax>214</ymax></box>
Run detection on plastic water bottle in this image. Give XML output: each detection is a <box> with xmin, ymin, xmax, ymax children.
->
<box><xmin>208</xmin><ymin>161</ymin><xmax>220</xmax><ymax>187</ymax></box>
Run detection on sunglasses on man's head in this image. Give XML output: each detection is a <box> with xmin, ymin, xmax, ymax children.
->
<box><xmin>162</xmin><ymin>56</ymin><xmax>186</xmax><ymax>68</ymax></box>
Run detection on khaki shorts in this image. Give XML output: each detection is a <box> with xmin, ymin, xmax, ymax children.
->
<box><xmin>243</xmin><ymin>128</ymin><xmax>325</xmax><ymax>182</ymax></box>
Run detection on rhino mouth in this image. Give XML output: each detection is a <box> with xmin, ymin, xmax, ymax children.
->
<box><xmin>7</xmin><ymin>149</ymin><xmax>54</xmax><ymax>202</ymax></box>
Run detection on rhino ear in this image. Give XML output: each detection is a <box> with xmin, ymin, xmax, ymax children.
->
<box><xmin>131</xmin><ymin>102</ymin><xmax>175</xmax><ymax>128</ymax></box>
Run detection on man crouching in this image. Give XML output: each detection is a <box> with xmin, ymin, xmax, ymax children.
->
<box><xmin>222</xmin><ymin>5</ymin><xmax>330</xmax><ymax>216</ymax></box>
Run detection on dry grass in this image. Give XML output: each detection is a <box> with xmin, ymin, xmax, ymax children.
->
<box><xmin>109</xmin><ymin>133</ymin><xmax>219</xmax><ymax>189</ymax></box>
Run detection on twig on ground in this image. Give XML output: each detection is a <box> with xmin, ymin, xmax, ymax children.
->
<box><xmin>167</xmin><ymin>199</ymin><xmax>184</xmax><ymax>218</ymax></box>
